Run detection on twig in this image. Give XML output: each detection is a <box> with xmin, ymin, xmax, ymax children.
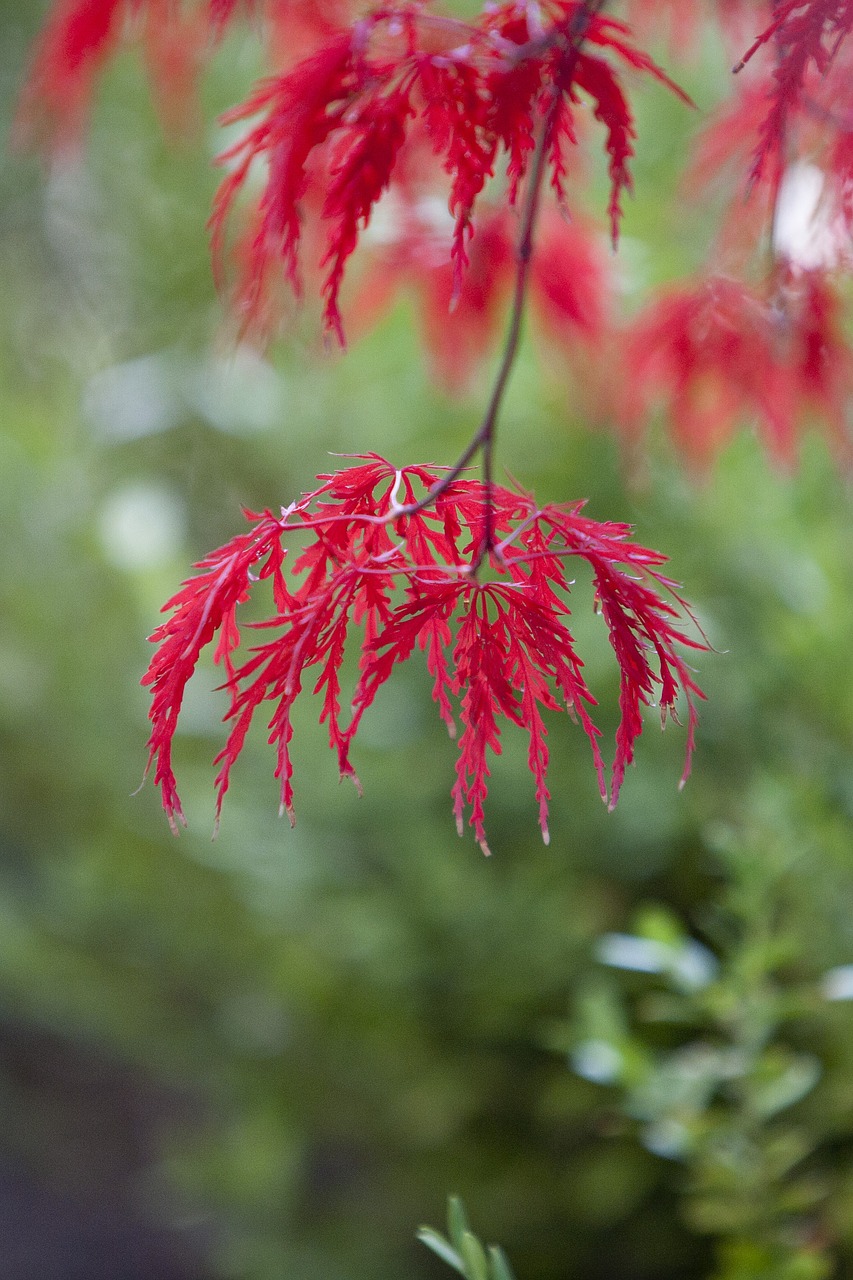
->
<box><xmin>388</xmin><ymin>0</ymin><xmax>609</xmax><ymax>569</ymax></box>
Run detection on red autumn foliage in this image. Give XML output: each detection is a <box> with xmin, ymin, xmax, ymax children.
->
<box><xmin>696</xmin><ymin>20</ymin><xmax>853</xmax><ymax>272</ymax></box>
<box><xmin>734</xmin><ymin>0</ymin><xmax>853</xmax><ymax>191</ymax></box>
<box><xmin>622</xmin><ymin>267</ymin><xmax>853</xmax><ymax>468</ymax></box>
<box><xmin>21</xmin><ymin>0</ymin><xmax>853</xmax><ymax>843</ymax></box>
<box><xmin>207</xmin><ymin>1</ymin><xmax>689</xmax><ymax>340</ymax></box>
<box><xmin>354</xmin><ymin>201</ymin><xmax>517</xmax><ymax>392</ymax></box>
<box><xmin>15</xmin><ymin>0</ymin><xmax>125</xmax><ymax>148</ymax></box>
<box><xmin>14</xmin><ymin>0</ymin><xmax>213</xmax><ymax>148</ymax></box>
<box><xmin>14</xmin><ymin>0</ymin><xmax>353</xmax><ymax>149</ymax></box>
<box><xmin>142</xmin><ymin>460</ymin><xmax>705</xmax><ymax>853</ymax></box>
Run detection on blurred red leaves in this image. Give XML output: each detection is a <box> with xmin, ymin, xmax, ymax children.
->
<box><xmin>734</xmin><ymin>0</ymin><xmax>853</xmax><ymax>190</ymax></box>
<box><xmin>14</xmin><ymin>0</ymin><xmax>353</xmax><ymax>148</ymax></box>
<box><xmin>20</xmin><ymin>0</ymin><xmax>853</xmax><ymax>476</ymax></box>
<box><xmin>16</xmin><ymin>0</ymin><xmax>126</xmax><ymax>148</ymax></box>
<box><xmin>622</xmin><ymin>268</ymin><xmax>853</xmax><ymax>469</ymax></box>
<box><xmin>15</xmin><ymin>0</ymin><xmax>211</xmax><ymax>148</ymax></box>
<box><xmin>206</xmin><ymin>2</ymin><xmax>688</xmax><ymax>340</ymax></box>
<box><xmin>142</xmin><ymin>459</ymin><xmax>705</xmax><ymax>852</ymax></box>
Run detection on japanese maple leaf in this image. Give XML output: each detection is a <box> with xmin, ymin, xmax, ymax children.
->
<box><xmin>15</xmin><ymin>0</ymin><xmax>208</xmax><ymax>148</ymax></box>
<box><xmin>735</xmin><ymin>0</ymin><xmax>853</xmax><ymax>192</ymax></box>
<box><xmin>622</xmin><ymin>268</ymin><xmax>853</xmax><ymax>468</ymax></box>
<box><xmin>142</xmin><ymin>458</ymin><xmax>706</xmax><ymax>852</ymax></box>
<box><xmin>206</xmin><ymin>0</ymin><xmax>688</xmax><ymax>339</ymax></box>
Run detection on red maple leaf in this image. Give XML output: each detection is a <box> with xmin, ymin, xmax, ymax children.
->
<box><xmin>15</xmin><ymin>0</ymin><xmax>211</xmax><ymax>149</ymax></box>
<box><xmin>735</xmin><ymin>0</ymin><xmax>853</xmax><ymax>192</ymax></box>
<box><xmin>621</xmin><ymin>268</ymin><xmax>853</xmax><ymax>468</ymax></box>
<box><xmin>206</xmin><ymin>0</ymin><xmax>688</xmax><ymax>339</ymax></box>
<box><xmin>142</xmin><ymin>459</ymin><xmax>705</xmax><ymax>853</ymax></box>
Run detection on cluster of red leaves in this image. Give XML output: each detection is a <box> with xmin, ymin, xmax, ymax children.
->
<box><xmin>16</xmin><ymin>0</ymin><xmax>205</xmax><ymax>148</ymax></box>
<box><xmin>620</xmin><ymin>2</ymin><xmax>853</xmax><ymax>469</ymax></box>
<box><xmin>14</xmin><ymin>0</ymin><xmax>350</xmax><ymax>149</ymax></box>
<box><xmin>207</xmin><ymin>0</ymin><xmax>689</xmax><ymax>341</ymax></box>
<box><xmin>142</xmin><ymin>458</ymin><xmax>705</xmax><ymax>853</ymax></box>
<box><xmin>23</xmin><ymin>1</ymin><xmax>853</xmax><ymax>845</ymax></box>
<box><xmin>735</xmin><ymin>0</ymin><xmax>853</xmax><ymax>191</ymax></box>
<box><xmin>17</xmin><ymin>0</ymin><xmax>689</xmax><ymax>337</ymax></box>
<box><xmin>21</xmin><ymin>0</ymin><xmax>853</xmax><ymax>464</ymax></box>
<box><xmin>686</xmin><ymin>0</ymin><xmax>850</xmax><ymax>285</ymax></box>
<box><xmin>622</xmin><ymin>268</ymin><xmax>853</xmax><ymax>469</ymax></box>
<box><xmin>696</xmin><ymin>1</ymin><xmax>853</xmax><ymax>245</ymax></box>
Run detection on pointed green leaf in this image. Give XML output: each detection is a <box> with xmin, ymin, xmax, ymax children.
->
<box><xmin>488</xmin><ymin>1245</ymin><xmax>517</xmax><ymax>1280</ymax></box>
<box><xmin>417</xmin><ymin>1227</ymin><xmax>466</xmax><ymax>1275</ymax></box>
<box><xmin>448</xmin><ymin>1196</ymin><xmax>472</xmax><ymax>1253</ymax></box>
<box><xmin>460</xmin><ymin>1230</ymin><xmax>489</xmax><ymax>1280</ymax></box>
<box><xmin>749</xmin><ymin>1050</ymin><xmax>821</xmax><ymax>1119</ymax></box>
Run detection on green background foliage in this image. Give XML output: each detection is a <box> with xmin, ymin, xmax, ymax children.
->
<box><xmin>2</xmin><ymin>6</ymin><xmax>853</xmax><ymax>1278</ymax></box>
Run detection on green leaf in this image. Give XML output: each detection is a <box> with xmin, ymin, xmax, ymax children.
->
<box><xmin>417</xmin><ymin>1227</ymin><xmax>466</xmax><ymax>1276</ymax></box>
<box><xmin>488</xmin><ymin>1244</ymin><xmax>518</xmax><ymax>1280</ymax></box>
<box><xmin>749</xmin><ymin>1050</ymin><xmax>822</xmax><ymax>1119</ymax></box>
<box><xmin>460</xmin><ymin>1230</ymin><xmax>489</xmax><ymax>1280</ymax></box>
<box><xmin>448</xmin><ymin>1196</ymin><xmax>473</xmax><ymax>1253</ymax></box>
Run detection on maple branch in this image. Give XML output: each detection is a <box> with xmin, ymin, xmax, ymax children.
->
<box><xmin>385</xmin><ymin>116</ymin><xmax>552</xmax><ymax>542</ymax></box>
<box><xmin>389</xmin><ymin>0</ymin><xmax>609</xmax><ymax>565</ymax></box>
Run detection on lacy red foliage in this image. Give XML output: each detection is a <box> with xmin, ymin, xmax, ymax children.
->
<box><xmin>682</xmin><ymin>0</ymin><xmax>853</xmax><ymax>304</ymax></box>
<box><xmin>15</xmin><ymin>0</ymin><xmax>226</xmax><ymax>147</ymax></box>
<box><xmin>735</xmin><ymin>0</ymin><xmax>853</xmax><ymax>191</ymax></box>
<box><xmin>622</xmin><ymin>268</ymin><xmax>853</xmax><ymax>468</ymax></box>
<box><xmin>696</xmin><ymin>13</ymin><xmax>849</xmax><ymax>183</ymax></box>
<box><xmin>16</xmin><ymin>0</ymin><xmax>126</xmax><ymax>148</ymax></box>
<box><xmin>24</xmin><ymin>0</ymin><xmax>853</xmax><ymax>845</ymax></box>
<box><xmin>142</xmin><ymin>459</ymin><xmax>705</xmax><ymax>853</ymax></box>
<box><xmin>207</xmin><ymin>1</ymin><xmax>688</xmax><ymax>339</ymax></box>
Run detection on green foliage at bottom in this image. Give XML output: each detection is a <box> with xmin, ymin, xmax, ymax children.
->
<box><xmin>420</xmin><ymin>1197</ymin><xmax>517</xmax><ymax>1280</ymax></box>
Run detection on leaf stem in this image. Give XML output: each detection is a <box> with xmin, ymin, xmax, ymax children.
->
<box><xmin>389</xmin><ymin>0</ymin><xmax>609</xmax><ymax>565</ymax></box>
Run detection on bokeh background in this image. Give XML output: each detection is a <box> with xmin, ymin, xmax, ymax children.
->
<box><xmin>3</xmin><ymin>6</ymin><xmax>853</xmax><ymax>1278</ymax></box>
